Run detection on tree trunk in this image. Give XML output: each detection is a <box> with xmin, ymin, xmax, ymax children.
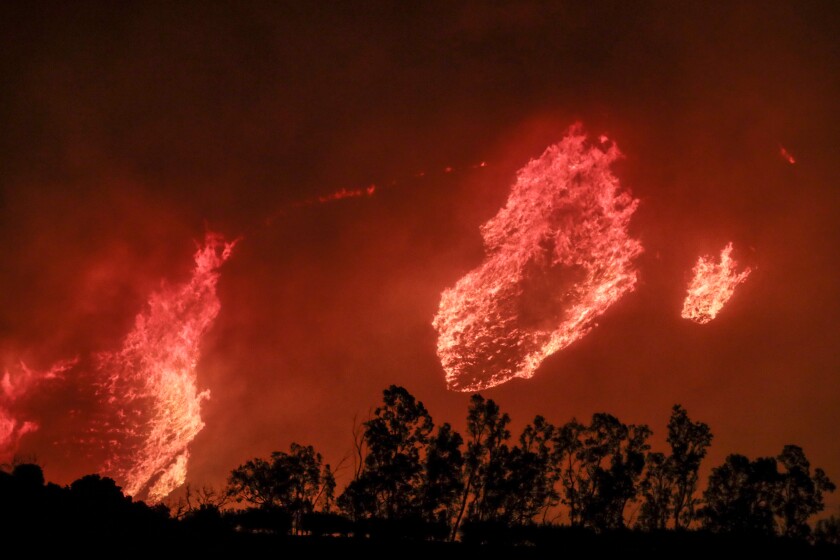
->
<box><xmin>451</xmin><ymin>471</ymin><xmax>475</xmax><ymax>541</ymax></box>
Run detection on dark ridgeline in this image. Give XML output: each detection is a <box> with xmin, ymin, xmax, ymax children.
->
<box><xmin>1</xmin><ymin>385</ymin><xmax>837</xmax><ymax>557</ymax></box>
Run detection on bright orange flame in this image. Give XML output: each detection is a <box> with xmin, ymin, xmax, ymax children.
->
<box><xmin>681</xmin><ymin>242</ymin><xmax>751</xmax><ymax>324</ymax></box>
<box><xmin>0</xmin><ymin>358</ymin><xmax>77</xmax><ymax>461</ymax></box>
<box><xmin>98</xmin><ymin>232</ymin><xmax>235</xmax><ymax>502</ymax></box>
<box><xmin>433</xmin><ymin>126</ymin><xmax>643</xmax><ymax>391</ymax></box>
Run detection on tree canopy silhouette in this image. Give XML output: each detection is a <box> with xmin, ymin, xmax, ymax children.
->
<box><xmin>638</xmin><ymin>404</ymin><xmax>712</xmax><ymax>530</ymax></box>
<box><xmin>702</xmin><ymin>446</ymin><xmax>835</xmax><ymax>537</ymax></box>
<box><xmin>338</xmin><ymin>385</ymin><xmax>433</xmax><ymax>521</ymax></box>
<box><xmin>228</xmin><ymin>442</ymin><xmax>335</xmax><ymax>533</ymax></box>
<box><xmin>0</xmin><ymin>385</ymin><xmax>836</xmax><ymax>554</ymax></box>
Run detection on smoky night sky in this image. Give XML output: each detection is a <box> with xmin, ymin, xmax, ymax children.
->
<box><xmin>1</xmin><ymin>2</ymin><xmax>838</xmax><ymax>507</ymax></box>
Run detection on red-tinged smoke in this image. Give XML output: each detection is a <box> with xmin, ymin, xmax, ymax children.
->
<box><xmin>0</xmin><ymin>358</ymin><xmax>78</xmax><ymax>462</ymax></box>
<box><xmin>681</xmin><ymin>242</ymin><xmax>752</xmax><ymax>325</ymax></box>
<box><xmin>433</xmin><ymin>126</ymin><xmax>643</xmax><ymax>391</ymax></box>
<box><xmin>95</xmin><ymin>232</ymin><xmax>236</xmax><ymax>502</ymax></box>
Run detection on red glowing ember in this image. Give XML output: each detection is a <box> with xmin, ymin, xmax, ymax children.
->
<box><xmin>97</xmin><ymin>232</ymin><xmax>236</xmax><ymax>502</ymax></box>
<box><xmin>779</xmin><ymin>146</ymin><xmax>796</xmax><ymax>165</ymax></box>
<box><xmin>681</xmin><ymin>242</ymin><xmax>751</xmax><ymax>324</ymax></box>
<box><xmin>317</xmin><ymin>184</ymin><xmax>376</xmax><ymax>203</ymax></box>
<box><xmin>433</xmin><ymin>126</ymin><xmax>643</xmax><ymax>391</ymax></box>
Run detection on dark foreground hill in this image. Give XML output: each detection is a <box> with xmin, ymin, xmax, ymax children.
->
<box><xmin>4</xmin><ymin>518</ymin><xmax>838</xmax><ymax>559</ymax></box>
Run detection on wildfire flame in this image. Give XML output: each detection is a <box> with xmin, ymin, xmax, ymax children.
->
<box><xmin>0</xmin><ymin>358</ymin><xmax>77</xmax><ymax>462</ymax></box>
<box><xmin>97</xmin><ymin>232</ymin><xmax>235</xmax><ymax>502</ymax></box>
<box><xmin>433</xmin><ymin>126</ymin><xmax>643</xmax><ymax>391</ymax></box>
<box><xmin>681</xmin><ymin>242</ymin><xmax>751</xmax><ymax>324</ymax></box>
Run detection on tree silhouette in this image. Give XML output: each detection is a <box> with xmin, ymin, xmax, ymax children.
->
<box><xmin>554</xmin><ymin>413</ymin><xmax>650</xmax><ymax>530</ymax></box>
<box><xmin>420</xmin><ymin>422</ymin><xmax>464</xmax><ymax>525</ymax></box>
<box><xmin>638</xmin><ymin>451</ymin><xmax>671</xmax><ymax>530</ymax></box>
<box><xmin>774</xmin><ymin>445</ymin><xmax>835</xmax><ymax>538</ymax></box>
<box><xmin>11</xmin><ymin>462</ymin><xmax>45</xmax><ymax>487</ymax></box>
<box><xmin>638</xmin><ymin>404</ymin><xmax>712</xmax><ymax>530</ymax></box>
<box><xmin>702</xmin><ymin>454</ymin><xmax>780</xmax><ymax>535</ymax></box>
<box><xmin>586</xmin><ymin>414</ymin><xmax>651</xmax><ymax>530</ymax></box>
<box><xmin>338</xmin><ymin>385</ymin><xmax>433</xmax><ymax>520</ymax></box>
<box><xmin>174</xmin><ymin>482</ymin><xmax>230</xmax><ymax>517</ymax></box>
<box><xmin>667</xmin><ymin>405</ymin><xmax>713</xmax><ymax>528</ymax></box>
<box><xmin>554</xmin><ymin>418</ymin><xmax>586</xmax><ymax>526</ymax></box>
<box><xmin>227</xmin><ymin>457</ymin><xmax>276</xmax><ymax>508</ymax></box>
<box><xmin>228</xmin><ymin>442</ymin><xmax>333</xmax><ymax>533</ymax></box>
<box><xmin>506</xmin><ymin>416</ymin><xmax>558</xmax><ymax>524</ymax></box>
<box><xmin>703</xmin><ymin>447</ymin><xmax>835</xmax><ymax>537</ymax></box>
<box><xmin>451</xmin><ymin>394</ymin><xmax>510</xmax><ymax>538</ymax></box>
<box><xmin>70</xmin><ymin>473</ymin><xmax>131</xmax><ymax>507</ymax></box>
<box><xmin>815</xmin><ymin>512</ymin><xmax>840</xmax><ymax>546</ymax></box>
<box><xmin>1</xmin><ymin>463</ymin><xmax>47</xmax><ymax>532</ymax></box>
<box><xmin>0</xmin><ymin>462</ymin><xmax>176</xmax><ymax>542</ymax></box>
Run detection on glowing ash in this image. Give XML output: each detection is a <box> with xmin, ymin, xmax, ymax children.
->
<box><xmin>433</xmin><ymin>126</ymin><xmax>643</xmax><ymax>391</ymax></box>
<box><xmin>98</xmin><ymin>233</ymin><xmax>235</xmax><ymax>502</ymax></box>
<box><xmin>0</xmin><ymin>358</ymin><xmax>77</xmax><ymax>461</ymax></box>
<box><xmin>681</xmin><ymin>242</ymin><xmax>751</xmax><ymax>324</ymax></box>
<box><xmin>779</xmin><ymin>146</ymin><xmax>796</xmax><ymax>165</ymax></box>
<box><xmin>318</xmin><ymin>184</ymin><xmax>376</xmax><ymax>203</ymax></box>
